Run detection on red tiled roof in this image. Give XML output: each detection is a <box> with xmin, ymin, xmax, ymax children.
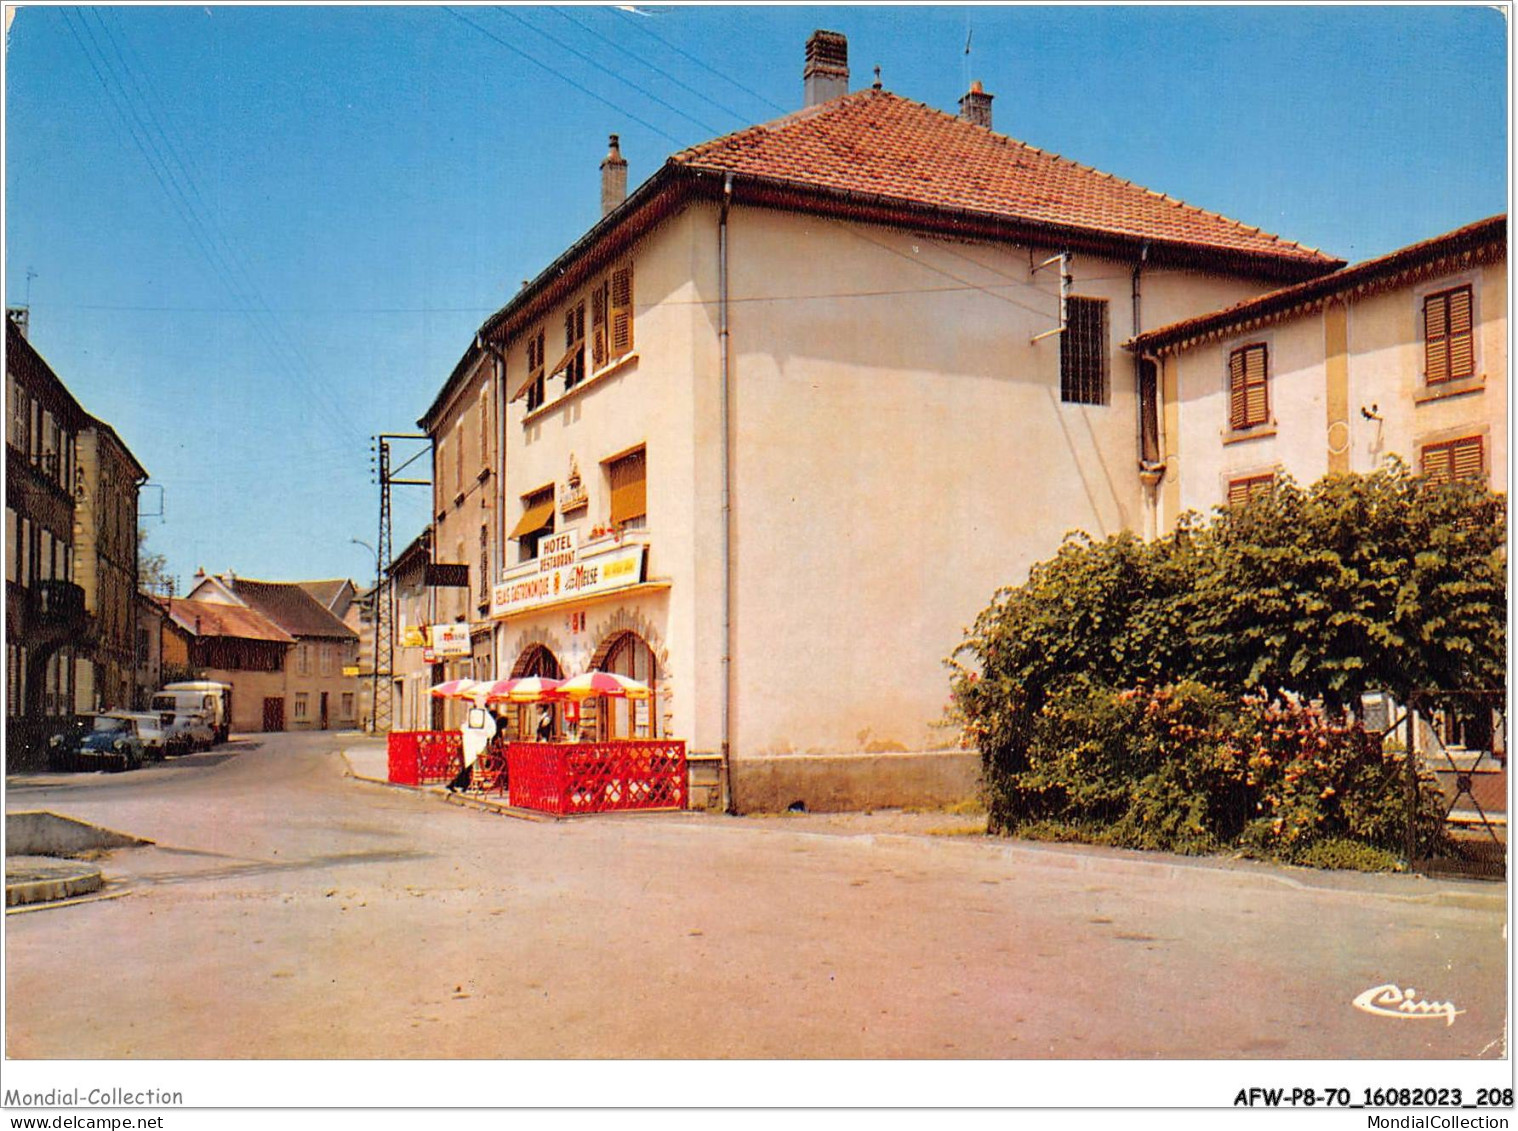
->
<box><xmin>673</xmin><ymin>90</ymin><xmax>1340</xmax><ymax>272</ymax></box>
<box><xmin>228</xmin><ymin>578</ymin><xmax>358</xmax><ymax>640</ymax></box>
<box><xmin>1128</xmin><ymin>214</ymin><xmax>1507</xmax><ymax>353</ymax></box>
<box><xmin>165</xmin><ymin>598</ymin><xmax>295</xmax><ymax>645</ymax></box>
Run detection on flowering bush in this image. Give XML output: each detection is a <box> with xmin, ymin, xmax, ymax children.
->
<box><xmin>993</xmin><ymin>682</ymin><xmax>1445</xmax><ymax>862</ymax></box>
<box><xmin>950</xmin><ymin>464</ymin><xmax>1500</xmax><ymax>867</ymax></box>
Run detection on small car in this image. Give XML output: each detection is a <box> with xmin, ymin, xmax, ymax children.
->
<box><xmin>122</xmin><ymin>712</ymin><xmax>172</xmax><ymax>761</ymax></box>
<box><xmin>48</xmin><ymin>713</ymin><xmax>146</xmax><ymax>772</ymax></box>
<box><xmin>164</xmin><ymin>712</ymin><xmax>216</xmax><ymax>753</ymax></box>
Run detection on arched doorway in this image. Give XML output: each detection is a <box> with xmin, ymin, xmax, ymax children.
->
<box><xmin>509</xmin><ymin>644</ymin><xmax>563</xmax><ymax>739</ymax></box>
<box><xmin>588</xmin><ymin>630</ymin><xmax>659</xmax><ymax>740</ymax></box>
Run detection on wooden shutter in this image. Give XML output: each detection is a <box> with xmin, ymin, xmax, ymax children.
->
<box><xmin>1229</xmin><ymin>344</ymin><xmax>1268</xmax><ymax>429</ymax></box>
<box><xmin>1423</xmin><ymin>435</ymin><xmax>1483</xmax><ymax>486</ymax></box>
<box><xmin>590</xmin><ymin>281</ymin><xmax>608</xmax><ymax>369</ymax></box>
<box><xmin>1447</xmin><ymin>286</ymin><xmax>1475</xmax><ymax>379</ymax></box>
<box><xmin>1228</xmin><ymin>350</ymin><xmax>1247</xmax><ymax>430</ymax></box>
<box><xmin>610</xmin><ymin>265</ymin><xmax>634</xmax><ymax>356</ymax></box>
<box><xmin>1451</xmin><ymin>435</ymin><xmax>1484</xmax><ymax>481</ymax></box>
<box><xmin>608</xmin><ymin>448</ymin><xmax>646</xmax><ymax>526</ymax></box>
<box><xmin>1227</xmin><ymin>474</ymin><xmax>1273</xmax><ymax>507</ymax></box>
<box><xmin>1425</xmin><ymin>291</ymin><xmax>1451</xmax><ymax>384</ymax></box>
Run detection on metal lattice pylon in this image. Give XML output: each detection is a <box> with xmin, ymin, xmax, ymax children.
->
<box><xmin>373</xmin><ymin>439</ymin><xmax>394</xmax><ymax>733</ymax></box>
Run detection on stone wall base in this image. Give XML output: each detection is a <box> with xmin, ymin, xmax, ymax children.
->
<box><xmin>729</xmin><ymin>750</ymin><xmax>982</xmax><ymax>814</ymax></box>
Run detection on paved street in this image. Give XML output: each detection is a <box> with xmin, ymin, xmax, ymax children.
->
<box><xmin>4</xmin><ymin>731</ymin><xmax>1507</xmax><ymax>1060</ymax></box>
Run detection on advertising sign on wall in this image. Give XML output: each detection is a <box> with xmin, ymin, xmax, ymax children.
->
<box><xmin>491</xmin><ymin>542</ymin><xmax>646</xmax><ymax>619</ymax></box>
<box><xmin>430</xmin><ymin>623</ymin><xmax>471</xmax><ymax>657</ymax></box>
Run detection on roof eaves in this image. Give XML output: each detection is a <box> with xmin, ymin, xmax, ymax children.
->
<box><xmin>687</xmin><ymin>167</ymin><xmax>1343</xmax><ymax>282</ymax></box>
<box><xmin>1126</xmin><ymin>214</ymin><xmax>1506</xmax><ymax>354</ymax></box>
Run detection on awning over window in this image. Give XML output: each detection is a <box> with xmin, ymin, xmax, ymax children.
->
<box><xmin>510</xmin><ymin>494</ymin><xmax>556</xmax><ymax>539</ymax></box>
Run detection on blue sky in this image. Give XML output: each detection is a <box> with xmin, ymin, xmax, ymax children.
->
<box><xmin>4</xmin><ymin>5</ymin><xmax>1507</xmax><ymax>591</ymax></box>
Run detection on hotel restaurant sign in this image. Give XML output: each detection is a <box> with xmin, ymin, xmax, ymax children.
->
<box><xmin>491</xmin><ymin>530</ymin><xmax>645</xmax><ymax>619</ymax></box>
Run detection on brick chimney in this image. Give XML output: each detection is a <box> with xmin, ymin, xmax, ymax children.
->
<box><xmin>803</xmin><ymin>30</ymin><xmax>848</xmax><ymax>107</ymax></box>
<box><xmin>959</xmin><ymin>80</ymin><xmax>993</xmax><ymax>129</ymax></box>
<box><xmin>600</xmin><ymin>134</ymin><xmax>628</xmax><ymax>217</ymax></box>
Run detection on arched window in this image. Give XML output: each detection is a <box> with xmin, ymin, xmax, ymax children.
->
<box><xmin>509</xmin><ymin>644</ymin><xmax>563</xmax><ymax>740</ymax></box>
<box><xmin>590</xmin><ymin>630</ymin><xmax>659</xmax><ymax>740</ymax></box>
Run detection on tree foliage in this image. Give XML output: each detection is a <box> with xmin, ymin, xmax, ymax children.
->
<box><xmin>950</xmin><ymin>463</ymin><xmax>1504</xmax><ymax>855</ymax></box>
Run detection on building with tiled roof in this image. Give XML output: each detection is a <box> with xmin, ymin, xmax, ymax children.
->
<box><xmin>1125</xmin><ymin>214</ymin><xmax>1506</xmax><ymax>529</ymax></box>
<box><xmin>416</xmin><ymin>30</ymin><xmax>1368</xmax><ymax>812</ymax></box>
<box><xmin>186</xmin><ymin>572</ymin><xmax>360</xmax><ymax>732</ymax></box>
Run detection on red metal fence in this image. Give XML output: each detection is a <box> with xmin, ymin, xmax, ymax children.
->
<box><xmin>507</xmin><ymin>740</ymin><xmax>687</xmax><ymax>815</ymax></box>
<box><xmin>387</xmin><ymin>730</ymin><xmax>463</xmax><ymax>786</ymax></box>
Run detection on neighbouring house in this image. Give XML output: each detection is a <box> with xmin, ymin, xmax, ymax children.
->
<box><xmin>386</xmin><ymin>530</ymin><xmax>436</xmax><ymax>732</ymax></box>
<box><xmin>1127</xmin><ymin>214</ymin><xmax>1507</xmax><ymax>521</ymax></box>
<box><xmin>161</xmin><ymin>596</ymin><xmax>294</xmax><ymax>732</ymax></box>
<box><xmin>417</xmin><ymin>327</ymin><xmax>502</xmax><ymax>719</ymax></box>
<box><xmin>134</xmin><ymin>589</ymin><xmax>166</xmax><ymax>708</ymax></box>
<box><xmin>73</xmin><ymin>417</ymin><xmax>149</xmax><ymax>713</ymax></box>
<box><xmin>415</xmin><ymin>30</ymin><xmax>1346</xmax><ymax>810</ymax></box>
<box><xmin>188</xmin><ymin>572</ymin><xmax>361</xmax><ymax>731</ymax></box>
<box><xmin>5</xmin><ymin>312</ymin><xmax>92</xmax><ymax>767</ymax></box>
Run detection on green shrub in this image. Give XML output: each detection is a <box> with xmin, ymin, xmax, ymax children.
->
<box><xmin>950</xmin><ymin>465</ymin><xmax>1500</xmax><ymax>869</ymax></box>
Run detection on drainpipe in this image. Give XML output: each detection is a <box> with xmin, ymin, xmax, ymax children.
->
<box><xmin>478</xmin><ymin>332</ymin><xmax>508</xmax><ymax>677</ymax></box>
<box><xmin>719</xmin><ymin>172</ymin><xmax>735</xmax><ymax>812</ymax></box>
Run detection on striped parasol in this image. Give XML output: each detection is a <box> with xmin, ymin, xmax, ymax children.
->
<box><xmin>428</xmin><ymin>678</ymin><xmax>482</xmax><ymax>701</ymax></box>
<box><xmin>481</xmin><ymin>676</ymin><xmax>565</xmax><ymax>703</ymax></box>
<box><xmin>557</xmin><ymin>671</ymin><xmax>653</xmax><ymax>700</ymax></box>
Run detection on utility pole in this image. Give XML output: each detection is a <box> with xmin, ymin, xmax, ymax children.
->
<box><xmin>370</xmin><ymin>433</ymin><xmax>430</xmax><ymax>733</ymax></box>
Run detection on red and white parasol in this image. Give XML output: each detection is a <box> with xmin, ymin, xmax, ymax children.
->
<box><xmin>557</xmin><ymin>671</ymin><xmax>653</xmax><ymax>700</ymax></box>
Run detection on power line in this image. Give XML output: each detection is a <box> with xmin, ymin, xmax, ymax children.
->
<box><xmin>63</xmin><ymin>9</ymin><xmax>365</xmax><ymax>444</ymax></box>
<box><xmin>552</xmin><ymin>6</ymin><xmax>751</xmax><ymax>130</ymax></box>
<box><xmin>487</xmin><ymin>7</ymin><xmax>720</xmax><ymax>137</ymax></box>
<box><xmin>442</xmin><ymin>7</ymin><xmax>685</xmax><ymax>147</ymax></box>
<box><xmin>613</xmin><ymin>7</ymin><xmax>786</xmax><ymax>116</ymax></box>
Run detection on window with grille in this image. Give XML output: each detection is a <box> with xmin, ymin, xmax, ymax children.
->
<box><xmin>607</xmin><ymin>447</ymin><xmax>647</xmax><ymax>529</ymax></box>
<box><xmin>1421</xmin><ymin>435</ymin><xmax>1484</xmax><ymax>484</ymax></box>
<box><xmin>1060</xmin><ymin>296</ymin><xmax>1108</xmax><ymax>405</ymax></box>
<box><xmin>1424</xmin><ymin>286</ymin><xmax>1475</xmax><ymax>385</ymax></box>
<box><xmin>1227</xmin><ymin>474</ymin><xmax>1274</xmax><ymax>507</ymax></box>
<box><xmin>294</xmin><ymin>693</ymin><xmax>309</xmax><ymax>721</ymax></box>
<box><xmin>525</xmin><ymin>327</ymin><xmax>546</xmax><ymax>412</ymax></box>
<box><xmin>1228</xmin><ymin>343</ymin><xmax>1270</xmax><ymax>430</ymax></box>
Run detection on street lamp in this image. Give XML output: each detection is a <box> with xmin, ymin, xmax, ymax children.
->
<box><xmin>351</xmin><ymin>538</ymin><xmax>380</xmax><ymax>734</ymax></box>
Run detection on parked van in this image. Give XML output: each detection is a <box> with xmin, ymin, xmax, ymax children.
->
<box><xmin>151</xmin><ymin>681</ymin><xmax>233</xmax><ymax>745</ymax></box>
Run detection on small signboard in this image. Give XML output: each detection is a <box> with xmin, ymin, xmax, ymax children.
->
<box><xmin>426</xmin><ymin>562</ymin><xmax>471</xmax><ymax>588</ymax></box>
<box><xmin>431</xmin><ymin>623</ymin><xmax>471</xmax><ymax>657</ymax></box>
<box><xmin>341</xmin><ymin>665</ymin><xmax>361</xmax><ymax>677</ymax></box>
<box><xmin>400</xmin><ymin>626</ymin><xmax>429</xmax><ymax>649</ymax></box>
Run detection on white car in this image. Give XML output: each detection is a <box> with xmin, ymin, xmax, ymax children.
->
<box><xmin>163</xmin><ymin>713</ymin><xmax>215</xmax><ymax>754</ymax></box>
<box><xmin>118</xmin><ymin>712</ymin><xmax>172</xmax><ymax>761</ymax></box>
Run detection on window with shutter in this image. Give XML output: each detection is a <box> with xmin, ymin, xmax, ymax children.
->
<box><xmin>562</xmin><ymin>302</ymin><xmax>586</xmax><ymax>389</ymax></box>
<box><xmin>1227</xmin><ymin>343</ymin><xmax>1270</xmax><ymax>430</ymax></box>
<box><xmin>607</xmin><ymin>447</ymin><xmax>647</xmax><ymax>528</ymax></box>
<box><xmin>477</xmin><ymin>387</ymin><xmax>489</xmax><ymax>471</ymax></box>
<box><xmin>1226</xmin><ymin>474</ymin><xmax>1274</xmax><ymax>507</ymax></box>
<box><xmin>590</xmin><ymin>280</ymin><xmax>608</xmax><ymax>370</ymax></box>
<box><xmin>610</xmin><ymin>265</ymin><xmax>634</xmax><ymax>357</ymax></box>
<box><xmin>526</xmin><ymin>327</ymin><xmax>546</xmax><ymax>411</ymax></box>
<box><xmin>1424</xmin><ymin>285</ymin><xmax>1475</xmax><ymax>385</ymax></box>
<box><xmin>1422</xmin><ymin>435</ymin><xmax>1484</xmax><ymax>485</ymax></box>
<box><xmin>1060</xmin><ymin>296</ymin><xmax>1108</xmax><ymax>405</ymax></box>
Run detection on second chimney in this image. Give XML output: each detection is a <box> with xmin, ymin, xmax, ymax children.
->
<box><xmin>959</xmin><ymin>80</ymin><xmax>994</xmax><ymax>130</ymax></box>
<box><xmin>803</xmin><ymin>30</ymin><xmax>848</xmax><ymax>107</ymax></box>
<box><xmin>600</xmin><ymin>134</ymin><xmax>628</xmax><ymax>217</ymax></box>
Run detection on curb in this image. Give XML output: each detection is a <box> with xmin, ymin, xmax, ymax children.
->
<box><xmin>339</xmin><ymin>748</ymin><xmax>552</xmax><ymax>822</ymax></box>
<box><xmin>5</xmin><ymin>860</ymin><xmax>103</xmax><ymax>907</ymax></box>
